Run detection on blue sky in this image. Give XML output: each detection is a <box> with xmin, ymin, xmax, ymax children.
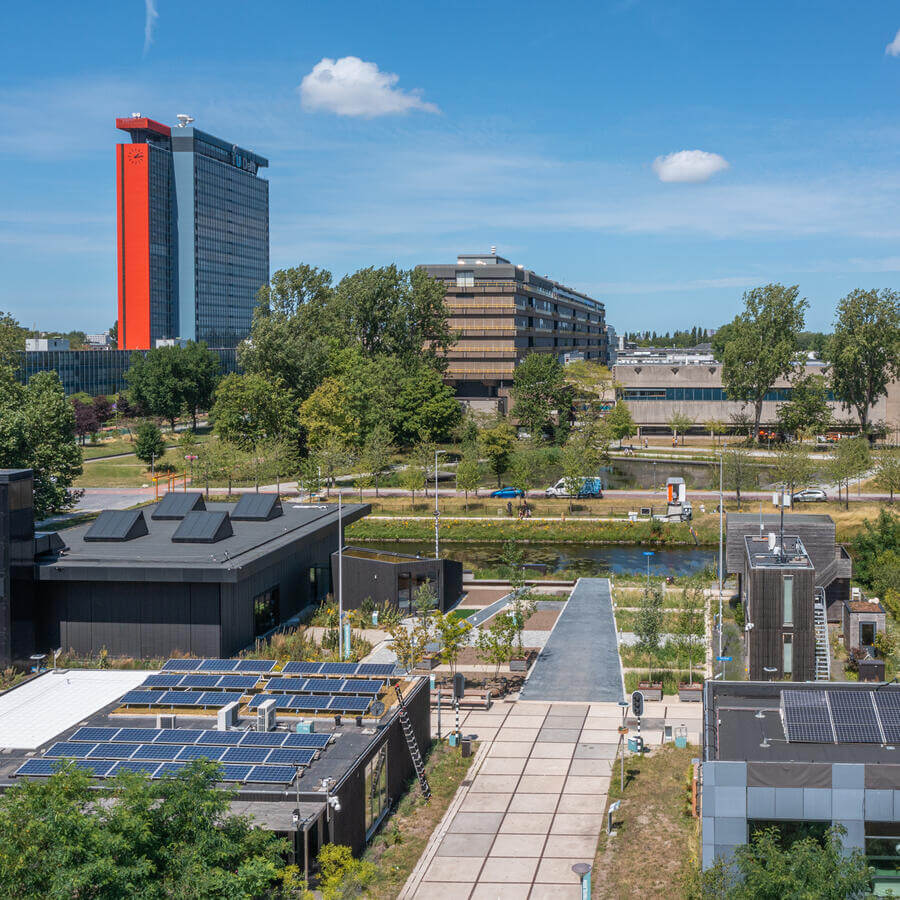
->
<box><xmin>1</xmin><ymin>0</ymin><xmax>899</xmax><ymax>334</ymax></box>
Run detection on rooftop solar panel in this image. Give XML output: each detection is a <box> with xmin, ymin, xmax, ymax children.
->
<box><xmin>265</xmin><ymin>677</ymin><xmax>305</xmax><ymax>693</ymax></box>
<box><xmin>45</xmin><ymin>741</ymin><xmax>93</xmax><ymax>758</ymax></box>
<box><xmin>154</xmin><ymin>762</ymin><xmax>187</xmax><ymax>778</ymax></box>
<box><xmin>874</xmin><ymin>692</ymin><xmax>900</xmax><ymax>744</ymax></box>
<box><xmin>239</xmin><ymin>731</ymin><xmax>288</xmax><ymax>748</ymax></box>
<box><xmin>196</xmin><ymin>730</ymin><xmax>244</xmax><ymax>746</ymax></box>
<box><xmin>132</xmin><ymin>744</ymin><xmax>181</xmax><ymax>761</ymax></box>
<box><xmin>161</xmin><ymin>658</ymin><xmax>202</xmax><ymax>672</ymax></box>
<box><xmin>179</xmin><ymin>674</ymin><xmax>223</xmax><ymax>689</ymax></box>
<box><xmin>782</xmin><ymin>689</ymin><xmax>836</xmax><ymax>743</ymax></box>
<box><xmin>265</xmin><ymin>748</ymin><xmax>315</xmax><ymax>766</ymax></box>
<box><xmin>172</xmin><ymin>510</ymin><xmax>233</xmax><ymax>544</ymax></box>
<box><xmin>141</xmin><ymin>674</ymin><xmax>183</xmax><ymax>689</ymax></box>
<box><xmin>222</xmin><ymin>747</ymin><xmax>271</xmax><ymax>764</ymax></box>
<box><xmin>113</xmin><ymin>728</ymin><xmax>162</xmax><ymax>744</ymax></box>
<box><xmin>198</xmin><ymin>659</ymin><xmax>240</xmax><ymax>673</ymax></box>
<box><xmin>220</xmin><ymin>764</ymin><xmax>253</xmax><ymax>782</ymax></box>
<box><xmin>303</xmin><ymin>678</ymin><xmax>339</xmax><ymax>694</ymax></box>
<box><xmin>75</xmin><ymin>759</ymin><xmax>117</xmax><ymax>776</ymax></box>
<box><xmin>248</xmin><ymin>694</ymin><xmax>294</xmax><ymax>710</ymax></box>
<box><xmin>289</xmin><ymin>695</ymin><xmax>332</xmax><ymax>711</ymax></box>
<box><xmin>283</xmin><ymin>732</ymin><xmax>331</xmax><ymax>749</ymax></box>
<box><xmin>356</xmin><ymin>663</ymin><xmax>396</xmax><ymax>678</ymax></box>
<box><xmin>70</xmin><ymin>727</ymin><xmax>119</xmax><ymax>742</ymax></box>
<box><xmin>329</xmin><ymin>696</ymin><xmax>371</xmax><ymax>713</ymax></box>
<box><xmin>159</xmin><ymin>691</ymin><xmax>204</xmax><ymax>706</ymax></box>
<box><xmin>230</xmin><ymin>493</ymin><xmax>283</xmax><ymax>521</ymax></box>
<box><xmin>88</xmin><ymin>742</ymin><xmax>141</xmax><ymax>759</ymax></box>
<box><xmin>246</xmin><ymin>765</ymin><xmax>295</xmax><ymax>784</ymax></box>
<box><xmin>349</xmin><ymin>680</ymin><xmax>385</xmax><ymax>695</ymax></box>
<box><xmin>247</xmin><ymin>694</ymin><xmax>273</xmax><ymax>709</ymax></box>
<box><xmin>155</xmin><ymin>729</ymin><xmax>205</xmax><ymax>744</ymax></box>
<box><xmin>282</xmin><ymin>661</ymin><xmax>322</xmax><ymax>676</ymax></box>
<box><xmin>198</xmin><ymin>691</ymin><xmax>246</xmax><ymax>707</ymax></box>
<box><xmin>829</xmin><ymin>690</ymin><xmax>883</xmax><ymax>743</ymax></box>
<box><xmin>176</xmin><ymin>745</ymin><xmax>226</xmax><ymax>762</ymax></box>
<box><xmin>235</xmin><ymin>659</ymin><xmax>277</xmax><ymax>674</ymax></box>
<box><xmin>120</xmin><ymin>690</ymin><xmax>164</xmax><ymax>705</ymax></box>
<box><xmin>152</xmin><ymin>491</ymin><xmax>206</xmax><ymax>520</ymax></box>
<box><xmin>217</xmin><ymin>675</ymin><xmax>259</xmax><ymax>691</ymax></box>
<box><xmin>109</xmin><ymin>760</ymin><xmax>161</xmax><ymax>777</ymax></box>
<box><xmin>320</xmin><ymin>662</ymin><xmax>358</xmax><ymax>676</ymax></box>
<box><xmin>84</xmin><ymin>508</ymin><xmax>149</xmax><ymax>543</ymax></box>
<box><xmin>16</xmin><ymin>758</ymin><xmax>63</xmax><ymax>776</ymax></box>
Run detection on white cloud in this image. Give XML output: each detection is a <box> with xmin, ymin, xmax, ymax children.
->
<box><xmin>652</xmin><ymin>149</ymin><xmax>730</xmax><ymax>183</ymax></box>
<box><xmin>298</xmin><ymin>56</ymin><xmax>439</xmax><ymax>118</ymax></box>
<box><xmin>143</xmin><ymin>0</ymin><xmax>158</xmax><ymax>56</ymax></box>
<box><xmin>886</xmin><ymin>28</ymin><xmax>900</xmax><ymax>56</ymax></box>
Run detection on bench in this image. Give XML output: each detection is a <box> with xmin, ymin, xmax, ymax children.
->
<box><xmin>430</xmin><ymin>689</ymin><xmax>492</xmax><ymax>710</ymax></box>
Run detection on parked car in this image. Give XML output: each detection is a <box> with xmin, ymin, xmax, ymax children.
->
<box><xmin>545</xmin><ymin>477</ymin><xmax>604</xmax><ymax>499</ymax></box>
<box><xmin>490</xmin><ymin>486</ymin><xmax>524</xmax><ymax>498</ymax></box>
<box><xmin>792</xmin><ymin>488</ymin><xmax>828</xmax><ymax>503</ymax></box>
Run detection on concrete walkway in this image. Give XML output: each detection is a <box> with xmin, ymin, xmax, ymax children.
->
<box><xmin>519</xmin><ymin>578</ymin><xmax>623</xmax><ymax>703</ymax></box>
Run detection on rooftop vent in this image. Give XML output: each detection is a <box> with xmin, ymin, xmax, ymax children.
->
<box><xmin>231</xmin><ymin>493</ymin><xmax>283</xmax><ymax>521</ymax></box>
<box><xmin>152</xmin><ymin>492</ymin><xmax>206</xmax><ymax>520</ymax></box>
<box><xmin>171</xmin><ymin>511</ymin><xmax>233</xmax><ymax>544</ymax></box>
<box><xmin>84</xmin><ymin>509</ymin><xmax>149</xmax><ymax>542</ymax></box>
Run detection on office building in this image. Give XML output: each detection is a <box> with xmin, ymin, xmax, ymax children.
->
<box><xmin>701</xmin><ymin>679</ymin><xmax>900</xmax><ymax>895</ymax></box>
<box><xmin>418</xmin><ymin>250</ymin><xmax>608</xmax><ymax>412</ymax></box>
<box><xmin>25</xmin><ymin>338</ymin><xmax>69</xmax><ymax>352</ymax></box>
<box><xmin>116</xmin><ymin>115</ymin><xmax>269</xmax><ymax>349</ymax></box>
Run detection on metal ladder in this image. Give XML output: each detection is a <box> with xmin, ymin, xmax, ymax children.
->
<box><xmin>395</xmin><ymin>685</ymin><xmax>431</xmax><ymax>801</ymax></box>
<box><xmin>813</xmin><ymin>588</ymin><xmax>831</xmax><ymax>681</ymax></box>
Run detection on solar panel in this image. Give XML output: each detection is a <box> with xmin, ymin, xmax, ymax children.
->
<box><xmin>74</xmin><ymin>759</ymin><xmax>117</xmax><ymax>776</ymax></box>
<box><xmin>216</xmin><ymin>675</ymin><xmax>258</xmax><ymax>691</ymax></box>
<box><xmin>159</xmin><ymin>691</ymin><xmax>205</xmax><ymax>706</ymax></box>
<box><xmin>88</xmin><ymin>743</ymin><xmax>141</xmax><ymax>759</ymax></box>
<box><xmin>84</xmin><ymin>509</ymin><xmax>149</xmax><ymax>542</ymax></box>
<box><xmin>196</xmin><ymin>730</ymin><xmax>244</xmax><ymax>746</ymax></box>
<box><xmin>120</xmin><ymin>690</ymin><xmax>164</xmax><ymax>705</ymax></box>
<box><xmin>198</xmin><ymin>659</ymin><xmax>239</xmax><ymax>673</ymax></box>
<box><xmin>349</xmin><ymin>680</ymin><xmax>385</xmax><ymax>695</ymax></box>
<box><xmin>45</xmin><ymin>741</ymin><xmax>93</xmax><ymax>758</ymax></box>
<box><xmin>357</xmin><ymin>663</ymin><xmax>396</xmax><ymax>678</ymax></box>
<box><xmin>176</xmin><ymin>745</ymin><xmax>226</xmax><ymax>762</ymax></box>
<box><xmin>220</xmin><ymin>764</ymin><xmax>253</xmax><ymax>782</ymax></box>
<box><xmin>155</xmin><ymin>729</ymin><xmax>205</xmax><ymax>744</ymax></box>
<box><xmin>132</xmin><ymin>744</ymin><xmax>181</xmax><ymax>761</ymax></box>
<box><xmin>179</xmin><ymin>674</ymin><xmax>223</xmax><ymax>689</ymax></box>
<box><xmin>246</xmin><ymin>765</ymin><xmax>295</xmax><ymax>784</ymax></box>
<box><xmin>329</xmin><ymin>696</ymin><xmax>371</xmax><ymax>713</ymax></box>
<box><xmin>235</xmin><ymin>659</ymin><xmax>277</xmax><ymax>674</ymax></box>
<box><xmin>152</xmin><ymin>491</ymin><xmax>206</xmax><ymax>520</ymax></box>
<box><xmin>231</xmin><ymin>493</ymin><xmax>283</xmax><ymax>521</ymax></box>
<box><xmin>172</xmin><ymin>510</ymin><xmax>233</xmax><ymax>544</ymax></box>
<box><xmin>874</xmin><ymin>692</ymin><xmax>900</xmax><ymax>743</ymax></box>
<box><xmin>16</xmin><ymin>758</ymin><xmax>63</xmax><ymax>776</ymax></box>
<box><xmin>161</xmin><ymin>658</ymin><xmax>202</xmax><ymax>672</ymax></box>
<box><xmin>239</xmin><ymin>731</ymin><xmax>288</xmax><ymax>748</ymax></box>
<box><xmin>109</xmin><ymin>760</ymin><xmax>161</xmax><ymax>777</ymax></box>
<box><xmin>303</xmin><ymin>678</ymin><xmax>339</xmax><ymax>694</ymax></box>
<box><xmin>829</xmin><ymin>690</ymin><xmax>883</xmax><ymax>743</ymax></box>
<box><xmin>283</xmin><ymin>732</ymin><xmax>331</xmax><ymax>749</ymax></box>
<box><xmin>289</xmin><ymin>695</ymin><xmax>332</xmax><ymax>711</ymax></box>
<box><xmin>222</xmin><ymin>747</ymin><xmax>271</xmax><ymax>764</ymax></box>
<box><xmin>265</xmin><ymin>748</ymin><xmax>315</xmax><ymax>766</ymax></box>
<box><xmin>248</xmin><ymin>694</ymin><xmax>294</xmax><ymax>710</ymax></box>
<box><xmin>154</xmin><ymin>762</ymin><xmax>187</xmax><ymax>778</ymax></box>
<box><xmin>782</xmin><ymin>689</ymin><xmax>835</xmax><ymax>743</ymax></box>
<box><xmin>265</xmin><ymin>677</ymin><xmax>305</xmax><ymax>693</ymax></box>
<box><xmin>282</xmin><ymin>661</ymin><xmax>322</xmax><ymax>676</ymax></box>
<box><xmin>115</xmin><ymin>728</ymin><xmax>165</xmax><ymax>744</ymax></box>
<box><xmin>70</xmin><ymin>727</ymin><xmax>119</xmax><ymax>742</ymax></box>
<box><xmin>320</xmin><ymin>662</ymin><xmax>358</xmax><ymax>676</ymax></box>
<box><xmin>141</xmin><ymin>674</ymin><xmax>183</xmax><ymax>689</ymax></box>
<box><xmin>198</xmin><ymin>692</ymin><xmax>246</xmax><ymax>707</ymax></box>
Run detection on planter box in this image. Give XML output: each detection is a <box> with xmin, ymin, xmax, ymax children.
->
<box><xmin>678</xmin><ymin>683</ymin><xmax>703</xmax><ymax>702</ymax></box>
<box><xmin>413</xmin><ymin>654</ymin><xmax>440</xmax><ymax>672</ymax></box>
<box><xmin>509</xmin><ymin>658</ymin><xmax>528</xmax><ymax>672</ymax></box>
<box><xmin>638</xmin><ymin>682</ymin><xmax>663</xmax><ymax>702</ymax></box>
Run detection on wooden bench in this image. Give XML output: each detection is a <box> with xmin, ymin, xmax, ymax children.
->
<box><xmin>430</xmin><ymin>689</ymin><xmax>492</xmax><ymax>710</ymax></box>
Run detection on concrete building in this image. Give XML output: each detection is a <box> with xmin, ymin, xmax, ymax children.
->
<box><xmin>25</xmin><ymin>337</ymin><xmax>69</xmax><ymax>352</ymax></box>
<box><xmin>418</xmin><ymin>250</ymin><xmax>608</xmax><ymax>412</ymax></box>
<box><xmin>701</xmin><ymin>679</ymin><xmax>900</xmax><ymax>895</ymax></box>
<box><xmin>116</xmin><ymin>115</ymin><xmax>269</xmax><ymax>349</ymax></box>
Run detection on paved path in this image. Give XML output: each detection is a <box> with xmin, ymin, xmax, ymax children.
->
<box><xmin>519</xmin><ymin>578</ymin><xmax>623</xmax><ymax>703</ymax></box>
<box><xmin>402</xmin><ymin>697</ymin><xmax>703</xmax><ymax>899</ymax></box>
<box><xmin>466</xmin><ymin>592</ymin><xmax>514</xmax><ymax>628</ymax></box>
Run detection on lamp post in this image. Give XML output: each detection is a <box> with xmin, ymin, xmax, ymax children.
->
<box><xmin>337</xmin><ymin>490</ymin><xmax>344</xmax><ymax>660</ymax></box>
<box><xmin>717</xmin><ymin>450</ymin><xmax>724</xmax><ymax>673</ymax></box>
<box><xmin>642</xmin><ymin>550</ymin><xmax>654</xmax><ymax>590</ymax></box>
<box><xmin>434</xmin><ymin>449</ymin><xmax>447</xmax><ymax>560</ymax></box>
<box><xmin>572</xmin><ymin>862</ymin><xmax>592</xmax><ymax>899</ymax></box>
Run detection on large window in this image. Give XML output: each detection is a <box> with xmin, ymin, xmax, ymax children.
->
<box><xmin>861</xmin><ymin>622</ymin><xmax>876</xmax><ymax>647</ymax></box>
<box><xmin>783</xmin><ymin>576</ymin><xmax>794</xmax><ymax>625</ymax></box>
<box><xmin>456</xmin><ymin>271</ymin><xmax>474</xmax><ymax>288</ymax></box>
<box><xmin>254</xmin><ymin>586</ymin><xmax>280</xmax><ymax>636</ymax></box>
<box><xmin>783</xmin><ymin>634</ymin><xmax>793</xmax><ymax>676</ymax></box>
<box><xmin>866</xmin><ymin>823</ymin><xmax>900</xmax><ymax>895</ymax></box>
<box><xmin>364</xmin><ymin>744</ymin><xmax>388</xmax><ymax>836</ymax></box>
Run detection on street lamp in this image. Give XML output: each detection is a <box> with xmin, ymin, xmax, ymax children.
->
<box><xmin>434</xmin><ymin>449</ymin><xmax>447</xmax><ymax>560</ymax></box>
<box><xmin>337</xmin><ymin>490</ymin><xmax>344</xmax><ymax>660</ymax></box>
<box><xmin>717</xmin><ymin>450</ymin><xmax>724</xmax><ymax>670</ymax></box>
<box><xmin>642</xmin><ymin>550</ymin><xmax>654</xmax><ymax>589</ymax></box>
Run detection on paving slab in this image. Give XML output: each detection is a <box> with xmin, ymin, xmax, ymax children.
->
<box><xmin>490</xmin><ymin>741</ymin><xmax>534</xmax><ymax>758</ymax></box>
<box><xmin>550</xmin><ymin>703</ymin><xmax>591</xmax><ymax>715</ymax></box>
<box><xmin>579</xmin><ymin>729</ymin><xmax>622</xmax><ymax>743</ymax></box>
<box><xmin>536</xmin><ymin>727</ymin><xmax>582</xmax><ymax>743</ymax></box>
<box><xmin>564</xmin><ymin>775</ymin><xmax>612</xmax><ymax>794</ymax></box>
<box><xmin>472</xmin><ymin>884</ymin><xmax>532</xmax><ymax>899</ymax></box>
<box><xmin>438</xmin><ymin>833</ymin><xmax>496</xmax><ymax>857</ymax></box>
<box><xmin>425</xmin><ymin>856</ymin><xmax>486</xmax><ymax>882</ymax></box>
<box><xmin>574</xmin><ymin>742</ymin><xmax>619</xmax><ymax>759</ymax></box>
<box><xmin>479</xmin><ymin>756</ymin><xmax>528</xmax><ymax>776</ymax></box>
<box><xmin>556</xmin><ymin>794</ymin><xmax>605</xmax><ymax>814</ymax></box>
<box><xmin>489</xmin><ymin>833</ymin><xmax>547</xmax><ymax>857</ymax></box>
<box><xmin>543</xmin><ymin>716</ymin><xmax>587</xmax><ymax>730</ymax></box>
<box><xmin>550</xmin><ymin>813</ymin><xmax>607</xmax><ymax>835</ymax></box>
<box><xmin>529</xmin><ymin>741</ymin><xmax>576</xmax><ymax>759</ymax></box>
<box><xmin>542</xmin><ymin>834</ymin><xmax>599</xmax><ymax>857</ymax></box>
<box><xmin>524</xmin><ymin>757</ymin><xmax>571</xmax><ymax>776</ymax></box>
<box><xmin>471</xmin><ymin>774</ymin><xmax>521</xmax><ymax>793</ymax></box>
<box><xmin>499</xmin><ymin>812</ymin><xmax>554</xmax><ymax>834</ymax></box>
<box><xmin>478</xmin><ymin>857</ymin><xmax>540</xmax><ymax>884</ymax></box>
<box><xmin>517</xmin><ymin>774</ymin><xmax>566</xmax><ymax>794</ymax></box>
<box><xmin>567</xmin><ymin>758</ymin><xmax>612</xmax><ymax>777</ymax></box>
<box><xmin>506</xmin><ymin>792</ymin><xmax>561</xmax><ymax>813</ymax></box>
<box><xmin>460</xmin><ymin>793</ymin><xmax>513</xmax><ymax>813</ymax></box>
<box><xmin>498</xmin><ymin>714</ymin><xmax>546</xmax><ymax>728</ymax></box>
<box><xmin>529</xmin><ymin>883</ymin><xmax>581</xmax><ymax>899</ymax></box>
<box><xmin>535</xmin><ymin>857</ymin><xmax>588</xmax><ymax>884</ymax></box>
<box><xmin>519</xmin><ymin>579</ymin><xmax>622</xmax><ymax>702</ymax></box>
<box><xmin>495</xmin><ymin>727</ymin><xmax>541</xmax><ymax>742</ymax></box>
<box><xmin>509</xmin><ymin>702</ymin><xmax>552</xmax><ymax>715</ymax></box>
<box><xmin>414</xmin><ymin>883</ymin><xmax>473</xmax><ymax>899</ymax></box>
<box><xmin>447</xmin><ymin>811</ymin><xmax>506</xmax><ymax>834</ymax></box>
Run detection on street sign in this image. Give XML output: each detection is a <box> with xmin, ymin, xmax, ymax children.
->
<box><xmin>716</xmin><ymin>656</ymin><xmax>733</xmax><ymax>662</ymax></box>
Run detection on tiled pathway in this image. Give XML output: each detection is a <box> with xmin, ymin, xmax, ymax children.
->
<box><xmin>402</xmin><ymin>698</ymin><xmax>703</xmax><ymax>899</ymax></box>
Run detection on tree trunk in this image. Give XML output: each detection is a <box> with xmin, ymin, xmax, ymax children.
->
<box><xmin>464</xmin><ymin>490</ymin><xmax>469</xmax><ymax>513</ymax></box>
<box><xmin>375</xmin><ymin>473</ymin><xmax>379</xmax><ymax>498</ymax></box>
<box><xmin>753</xmin><ymin>400</ymin><xmax>763</xmax><ymax>442</ymax></box>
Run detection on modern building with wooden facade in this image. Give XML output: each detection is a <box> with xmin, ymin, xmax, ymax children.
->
<box><xmin>418</xmin><ymin>250</ymin><xmax>608</xmax><ymax>412</ymax></box>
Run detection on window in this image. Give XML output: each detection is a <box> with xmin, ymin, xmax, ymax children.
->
<box><xmin>456</xmin><ymin>271</ymin><xmax>474</xmax><ymax>288</ymax></box>
<box><xmin>364</xmin><ymin>744</ymin><xmax>388</xmax><ymax>836</ymax></box>
<box><xmin>782</xmin><ymin>576</ymin><xmax>793</xmax><ymax>625</ymax></box>
<box><xmin>783</xmin><ymin>634</ymin><xmax>793</xmax><ymax>676</ymax></box>
<box><xmin>860</xmin><ymin>622</ymin><xmax>876</xmax><ymax>646</ymax></box>
<box><xmin>253</xmin><ymin>586</ymin><xmax>280</xmax><ymax>636</ymax></box>
<box><xmin>398</xmin><ymin>573</ymin><xmax>411</xmax><ymax>611</ymax></box>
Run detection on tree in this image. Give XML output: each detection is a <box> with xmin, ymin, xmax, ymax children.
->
<box><xmin>478</xmin><ymin>419</ymin><xmax>517</xmax><ymax>487</ymax></box>
<box><xmin>635</xmin><ymin>582</ymin><xmax>664</xmax><ymax>681</ymax></box>
<box><xmin>511</xmin><ymin>352</ymin><xmax>566</xmax><ymax>441</ymax></box>
<box><xmin>297</xmin><ymin>453</ymin><xmax>323</xmax><ymax>499</ymax></box>
<box><xmin>829</xmin><ymin>436</ymin><xmax>871</xmax><ymax>509</ymax></box>
<box><xmin>0</xmin><ymin>311</ymin><xmax>26</xmax><ymax>368</ymax></box>
<box><xmin>391</xmin><ymin>366</ymin><xmax>461</xmax><ymax>446</ymax></box>
<box><xmin>502</xmin><ymin>540</ymin><xmax>537</xmax><ymax>656</ymax></box>
<box><xmin>772</xmin><ymin>443</ymin><xmax>816</xmax><ymax>496</ymax></box>
<box><xmin>358</xmin><ymin>422</ymin><xmax>394</xmax><ymax>497</ymax></box>
<box><xmin>211</xmin><ymin>373</ymin><xmax>293</xmax><ymax>451</ymax></box>
<box><xmin>875</xmin><ymin>451</ymin><xmax>900</xmax><ymax>502</ymax></box>
<box><xmin>92</xmin><ymin>395</ymin><xmax>113</xmax><ymax>426</ymax></box>
<box><xmin>316</xmin><ymin>434</ymin><xmax>353</xmax><ymax>496</ymax></box>
<box><xmin>434</xmin><ymin>611</ymin><xmax>473</xmax><ymax>676</ymax></box>
<box><xmin>701</xmin><ymin>824</ymin><xmax>871</xmax><ymax>899</ymax></box>
<box><xmin>704</xmin><ymin>418</ymin><xmax>726</xmax><ymax>446</ymax></box>
<box><xmin>776</xmin><ymin>373</ymin><xmax>832</xmax><ymax>438</ymax></box>
<box><xmin>388</xmin><ymin>619</ymin><xmax>431</xmax><ymax>673</ymax></box>
<box><xmin>675</xmin><ymin>579</ymin><xmax>706</xmax><ymax>684</ymax></box>
<box><xmin>508</xmin><ymin>452</ymin><xmax>535</xmax><ymax>499</ymax></box>
<box><xmin>72</xmin><ymin>397</ymin><xmax>100</xmax><ymax>445</ymax></box>
<box><xmin>413</xmin><ymin>579</ymin><xmax>439</xmax><ymax>624</ymax></box>
<box><xmin>720</xmin><ymin>284</ymin><xmax>808</xmax><ymax>439</ymax></box>
<box><xmin>0</xmin><ymin>759</ymin><xmax>291</xmax><ymax>898</ymax></box>
<box><xmin>667</xmin><ymin>410</ymin><xmax>693</xmax><ymax>446</ymax></box>
<box><xmin>400</xmin><ymin>454</ymin><xmax>427</xmax><ymax>507</ymax></box>
<box><xmin>852</xmin><ymin>509</ymin><xmax>900</xmax><ymax>591</ymax></box>
<box><xmin>829</xmin><ymin>288</ymin><xmax>900</xmax><ymax>436</ymax></box>
<box><xmin>475</xmin><ymin>613</ymin><xmax>516</xmax><ymax>681</ymax></box>
<box><xmin>134</xmin><ymin>421</ymin><xmax>166</xmax><ymax>468</ymax></box>
<box><xmin>606</xmin><ymin>401</ymin><xmax>637</xmax><ymax>448</ymax></box>
<box><xmin>455</xmin><ymin>449</ymin><xmax>481</xmax><ymax>512</ymax></box>
<box><xmin>298</xmin><ymin>377</ymin><xmax>361</xmax><ymax>448</ymax></box>
<box><xmin>723</xmin><ymin>447</ymin><xmax>757</xmax><ymax>510</ymax></box>
<box><xmin>560</xmin><ymin>436</ymin><xmax>591</xmax><ymax>512</ymax></box>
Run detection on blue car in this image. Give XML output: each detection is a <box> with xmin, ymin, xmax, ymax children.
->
<box><xmin>490</xmin><ymin>486</ymin><xmax>524</xmax><ymax>498</ymax></box>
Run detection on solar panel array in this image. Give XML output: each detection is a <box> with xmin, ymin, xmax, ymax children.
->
<box><xmin>781</xmin><ymin>689</ymin><xmax>900</xmax><ymax>744</ymax></box>
<box><xmin>118</xmin><ymin>690</ymin><xmax>247</xmax><ymax>708</ymax></box>
<box><xmin>139</xmin><ymin>674</ymin><xmax>260</xmax><ymax>690</ymax></box>
<box><xmin>265</xmin><ymin>677</ymin><xmax>384</xmax><ymax>695</ymax></box>
<box><xmin>65</xmin><ymin>726</ymin><xmax>331</xmax><ymax>749</ymax></box>
<box><xmin>249</xmin><ymin>693</ymin><xmax>371</xmax><ymax>713</ymax></box>
<box><xmin>159</xmin><ymin>658</ymin><xmax>395</xmax><ymax>677</ymax></box>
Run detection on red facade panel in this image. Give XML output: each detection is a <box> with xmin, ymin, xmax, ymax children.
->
<box><xmin>116</xmin><ymin>143</ymin><xmax>152</xmax><ymax>350</ymax></box>
<box><xmin>115</xmin><ymin>117</ymin><xmax>171</xmax><ymax>136</ymax></box>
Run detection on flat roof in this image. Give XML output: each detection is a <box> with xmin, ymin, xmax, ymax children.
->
<box><xmin>36</xmin><ymin>501</ymin><xmax>369</xmax><ymax>583</ymax></box>
<box><xmin>744</xmin><ymin>534</ymin><xmax>813</xmax><ymax>569</ymax></box>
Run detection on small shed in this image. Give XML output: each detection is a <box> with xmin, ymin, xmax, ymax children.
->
<box><xmin>843</xmin><ymin>597</ymin><xmax>886</xmax><ymax>654</ymax></box>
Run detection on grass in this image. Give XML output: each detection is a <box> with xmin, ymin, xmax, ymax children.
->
<box><xmin>363</xmin><ymin>740</ymin><xmax>478</xmax><ymax>900</ymax></box>
<box><xmin>623</xmin><ymin>670</ymin><xmax>703</xmax><ymax>694</ymax></box>
<box><xmin>593</xmin><ymin>743</ymin><xmax>700</xmax><ymax>899</ymax></box>
<box><xmin>614</xmin><ymin>610</ymin><xmax>703</xmax><ymax>635</ymax></box>
<box><xmin>447</xmin><ymin>609</ymin><xmax>477</xmax><ymax>622</ymax></box>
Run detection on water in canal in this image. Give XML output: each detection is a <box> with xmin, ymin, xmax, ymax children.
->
<box><xmin>351</xmin><ymin>541</ymin><xmax>717</xmax><ymax>578</ymax></box>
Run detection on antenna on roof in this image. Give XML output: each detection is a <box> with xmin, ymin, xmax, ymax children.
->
<box><xmin>490</xmin><ymin>245</ymin><xmax>496</xmax><ymax>255</ymax></box>
<box><xmin>131</xmin><ymin>112</ymin><xmax>141</xmax><ymax>118</ymax></box>
<box><xmin>176</xmin><ymin>114</ymin><xmax>194</xmax><ymax>127</ymax></box>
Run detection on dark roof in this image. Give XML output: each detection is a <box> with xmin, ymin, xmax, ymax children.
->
<box><xmin>846</xmin><ymin>599</ymin><xmax>886</xmax><ymax>614</ymax></box>
<box><xmin>84</xmin><ymin>510</ymin><xmax>149</xmax><ymax>543</ymax></box>
<box><xmin>152</xmin><ymin>492</ymin><xmax>206</xmax><ymax>520</ymax></box>
<box><xmin>172</xmin><ymin>511</ymin><xmax>233</xmax><ymax>544</ymax></box>
<box><xmin>231</xmin><ymin>493</ymin><xmax>282</xmax><ymax>522</ymax></box>
<box><xmin>36</xmin><ymin>502</ymin><xmax>370</xmax><ymax>583</ymax></box>
<box><xmin>744</xmin><ymin>534</ymin><xmax>813</xmax><ymax>569</ymax></box>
